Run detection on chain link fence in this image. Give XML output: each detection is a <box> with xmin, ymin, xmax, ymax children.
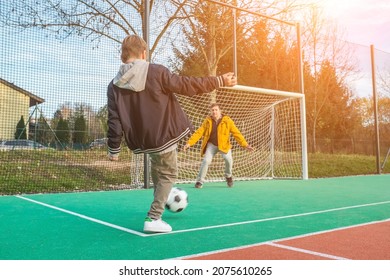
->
<box><xmin>1</xmin><ymin>1</ymin><xmax>389</xmax><ymax>194</ymax></box>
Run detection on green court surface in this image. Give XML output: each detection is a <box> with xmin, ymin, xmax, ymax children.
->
<box><xmin>0</xmin><ymin>174</ymin><xmax>389</xmax><ymax>260</ymax></box>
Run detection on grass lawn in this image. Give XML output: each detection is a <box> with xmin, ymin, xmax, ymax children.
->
<box><xmin>1</xmin><ymin>149</ymin><xmax>389</xmax><ymax>195</ymax></box>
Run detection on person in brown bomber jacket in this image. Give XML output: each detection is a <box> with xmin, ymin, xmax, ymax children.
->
<box><xmin>107</xmin><ymin>35</ymin><xmax>237</xmax><ymax>233</ymax></box>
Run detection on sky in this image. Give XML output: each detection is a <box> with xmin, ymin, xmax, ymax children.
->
<box><xmin>0</xmin><ymin>28</ymin><xmax>119</xmax><ymax>118</ymax></box>
<box><xmin>299</xmin><ymin>0</ymin><xmax>390</xmax><ymax>98</ymax></box>
<box><xmin>318</xmin><ymin>0</ymin><xmax>390</xmax><ymax>52</ymax></box>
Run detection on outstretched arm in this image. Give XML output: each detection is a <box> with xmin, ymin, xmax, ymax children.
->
<box><xmin>229</xmin><ymin>118</ymin><xmax>254</xmax><ymax>152</ymax></box>
<box><xmin>182</xmin><ymin>118</ymin><xmax>209</xmax><ymax>152</ymax></box>
<box><xmin>162</xmin><ymin>68</ymin><xmax>237</xmax><ymax>97</ymax></box>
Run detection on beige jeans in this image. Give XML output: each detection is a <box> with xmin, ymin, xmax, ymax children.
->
<box><xmin>147</xmin><ymin>149</ymin><xmax>177</xmax><ymax>220</ymax></box>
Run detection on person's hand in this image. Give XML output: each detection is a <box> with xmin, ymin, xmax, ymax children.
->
<box><xmin>246</xmin><ymin>145</ymin><xmax>254</xmax><ymax>152</ymax></box>
<box><xmin>222</xmin><ymin>72</ymin><xmax>237</xmax><ymax>87</ymax></box>
<box><xmin>108</xmin><ymin>153</ymin><xmax>119</xmax><ymax>161</ymax></box>
<box><xmin>182</xmin><ymin>143</ymin><xmax>190</xmax><ymax>152</ymax></box>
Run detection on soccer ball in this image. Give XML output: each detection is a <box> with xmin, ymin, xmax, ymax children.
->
<box><xmin>165</xmin><ymin>187</ymin><xmax>188</xmax><ymax>213</ymax></box>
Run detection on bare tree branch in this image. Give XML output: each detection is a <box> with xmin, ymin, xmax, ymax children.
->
<box><xmin>0</xmin><ymin>0</ymin><xmax>189</xmax><ymax>55</ymax></box>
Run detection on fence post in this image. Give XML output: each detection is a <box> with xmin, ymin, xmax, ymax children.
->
<box><xmin>370</xmin><ymin>45</ymin><xmax>381</xmax><ymax>174</ymax></box>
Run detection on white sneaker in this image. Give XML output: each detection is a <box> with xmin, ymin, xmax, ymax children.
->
<box><xmin>143</xmin><ymin>217</ymin><xmax>172</xmax><ymax>233</ymax></box>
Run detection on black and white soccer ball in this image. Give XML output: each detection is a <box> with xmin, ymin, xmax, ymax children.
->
<box><xmin>165</xmin><ymin>187</ymin><xmax>188</xmax><ymax>213</ymax></box>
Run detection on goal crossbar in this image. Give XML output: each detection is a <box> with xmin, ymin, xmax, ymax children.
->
<box><xmin>227</xmin><ymin>85</ymin><xmax>304</xmax><ymax>99</ymax></box>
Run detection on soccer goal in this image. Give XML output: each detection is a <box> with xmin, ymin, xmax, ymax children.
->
<box><xmin>131</xmin><ymin>85</ymin><xmax>308</xmax><ymax>187</ymax></box>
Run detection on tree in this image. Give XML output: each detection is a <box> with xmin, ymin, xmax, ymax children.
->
<box><xmin>78</xmin><ymin>104</ymin><xmax>106</xmax><ymax>141</ymax></box>
<box><xmin>171</xmin><ymin>1</ymin><xmax>304</xmax><ymax>76</ymax></box>
<box><xmin>378</xmin><ymin>97</ymin><xmax>390</xmax><ymax>149</ymax></box>
<box><xmin>56</xmin><ymin>117</ymin><xmax>71</xmax><ymax>147</ymax></box>
<box><xmin>232</xmin><ymin>20</ymin><xmax>300</xmax><ymax>91</ymax></box>
<box><xmin>34</xmin><ymin>113</ymin><xmax>54</xmax><ymax>145</ymax></box>
<box><xmin>170</xmin><ymin>0</ymin><xmax>305</xmax><ymax>105</ymax></box>
<box><xmin>377</xmin><ymin>65</ymin><xmax>390</xmax><ymax>97</ymax></box>
<box><xmin>15</xmin><ymin>116</ymin><xmax>27</xmax><ymax>140</ymax></box>
<box><xmin>300</xmin><ymin>5</ymin><xmax>358</xmax><ymax>152</ymax></box>
<box><xmin>355</xmin><ymin>96</ymin><xmax>390</xmax><ymax>153</ymax></box>
<box><xmin>0</xmin><ymin>0</ymin><xmax>191</xmax><ymax>60</ymax></box>
<box><xmin>51</xmin><ymin>104</ymin><xmax>73</xmax><ymax>146</ymax></box>
<box><xmin>170</xmin><ymin>1</ymin><xmax>233</xmax><ymax>78</ymax></box>
<box><xmin>71</xmin><ymin>104</ymin><xmax>89</xmax><ymax>145</ymax></box>
<box><xmin>73</xmin><ymin>114</ymin><xmax>88</xmax><ymax>144</ymax></box>
<box><xmin>312</xmin><ymin>61</ymin><xmax>353</xmax><ymax>138</ymax></box>
<box><xmin>377</xmin><ymin>66</ymin><xmax>390</xmax><ymax>145</ymax></box>
<box><xmin>96</xmin><ymin>105</ymin><xmax>108</xmax><ymax>138</ymax></box>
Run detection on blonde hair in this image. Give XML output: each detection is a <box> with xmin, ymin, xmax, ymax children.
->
<box><xmin>121</xmin><ymin>35</ymin><xmax>147</xmax><ymax>63</ymax></box>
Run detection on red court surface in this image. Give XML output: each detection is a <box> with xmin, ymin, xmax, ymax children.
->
<box><xmin>183</xmin><ymin>220</ymin><xmax>390</xmax><ymax>260</ymax></box>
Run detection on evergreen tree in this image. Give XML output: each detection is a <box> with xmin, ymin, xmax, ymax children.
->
<box><xmin>171</xmin><ymin>8</ymin><xmax>299</xmax><ymax>92</ymax></box>
<box><xmin>305</xmin><ymin>60</ymin><xmax>355</xmax><ymax>152</ymax></box>
<box><xmin>35</xmin><ymin>113</ymin><xmax>53</xmax><ymax>145</ymax></box>
<box><xmin>170</xmin><ymin>1</ymin><xmax>235</xmax><ymax>77</ymax></box>
<box><xmin>15</xmin><ymin>115</ymin><xmax>27</xmax><ymax>140</ymax></box>
<box><xmin>56</xmin><ymin>117</ymin><xmax>71</xmax><ymax>146</ymax></box>
<box><xmin>73</xmin><ymin>114</ymin><xmax>87</xmax><ymax>144</ymax></box>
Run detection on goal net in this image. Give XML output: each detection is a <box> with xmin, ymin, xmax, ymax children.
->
<box><xmin>131</xmin><ymin>85</ymin><xmax>308</xmax><ymax>187</ymax></box>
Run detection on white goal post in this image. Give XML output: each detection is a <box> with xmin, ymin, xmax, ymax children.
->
<box><xmin>131</xmin><ymin>85</ymin><xmax>308</xmax><ymax>187</ymax></box>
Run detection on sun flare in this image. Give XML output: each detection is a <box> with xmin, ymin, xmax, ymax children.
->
<box><xmin>319</xmin><ymin>0</ymin><xmax>364</xmax><ymax>19</ymax></box>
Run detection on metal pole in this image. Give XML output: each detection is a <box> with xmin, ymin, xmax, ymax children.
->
<box><xmin>143</xmin><ymin>0</ymin><xmax>151</xmax><ymax>188</ymax></box>
<box><xmin>296</xmin><ymin>22</ymin><xmax>308</xmax><ymax>179</ymax></box>
<box><xmin>206</xmin><ymin>0</ymin><xmax>295</xmax><ymax>26</ymax></box>
<box><xmin>370</xmin><ymin>45</ymin><xmax>381</xmax><ymax>174</ymax></box>
<box><xmin>232</xmin><ymin>2</ymin><xmax>237</xmax><ymax>76</ymax></box>
<box><xmin>296</xmin><ymin>23</ymin><xmax>304</xmax><ymax>94</ymax></box>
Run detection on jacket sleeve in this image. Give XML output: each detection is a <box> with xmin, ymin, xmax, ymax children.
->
<box><xmin>187</xmin><ymin>119</ymin><xmax>208</xmax><ymax>146</ymax></box>
<box><xmin>107</xmin><ymin>82</ymin><xmax>123</xmax><ymax>156</ymax></box>
<box><xmin>159</xmin><ymin>65</ymin><xmax>225</xmax><ymax>97</ymax></box>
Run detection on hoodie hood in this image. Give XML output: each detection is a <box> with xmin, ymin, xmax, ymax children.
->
<box><xmin>113</xmin><ymin>59</ymin><xmax>149</xmax><ymax>92</ymax></box>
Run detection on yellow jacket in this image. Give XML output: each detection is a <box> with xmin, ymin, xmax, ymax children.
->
<box><xmin>187</xmin><ymin>115</ymin><xmax>249</xmax><ymax>156</ymax></box>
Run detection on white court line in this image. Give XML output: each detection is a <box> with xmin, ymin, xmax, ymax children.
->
<box><xmin>15</xmin><ymin>195</ymin><xmax>148</xmax><ymax>237</ymax></box>
<box><xmin>173</xmin><ymin>218</ymin><xmax>390</xmax><ymax>260</ymax></box>
<box><xmin>16</xmin><ymin>195</ymin><xmax>390</xmax><ymax>238</ymax></box>
<box><xmin>162</xmin><ymin>200</ymin><xmax>390</xmax><ymax>235</ymax></box>
<box><xmin>266</xmin><ymin>242</ymin><xmax>350</xmax><ymax>260</ymax></box>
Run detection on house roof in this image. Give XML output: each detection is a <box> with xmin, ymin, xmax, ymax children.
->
<box><xmin>0</xmin><ymin>78</ymin><xmax>45</xmax><ymax>107</ymax></box>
